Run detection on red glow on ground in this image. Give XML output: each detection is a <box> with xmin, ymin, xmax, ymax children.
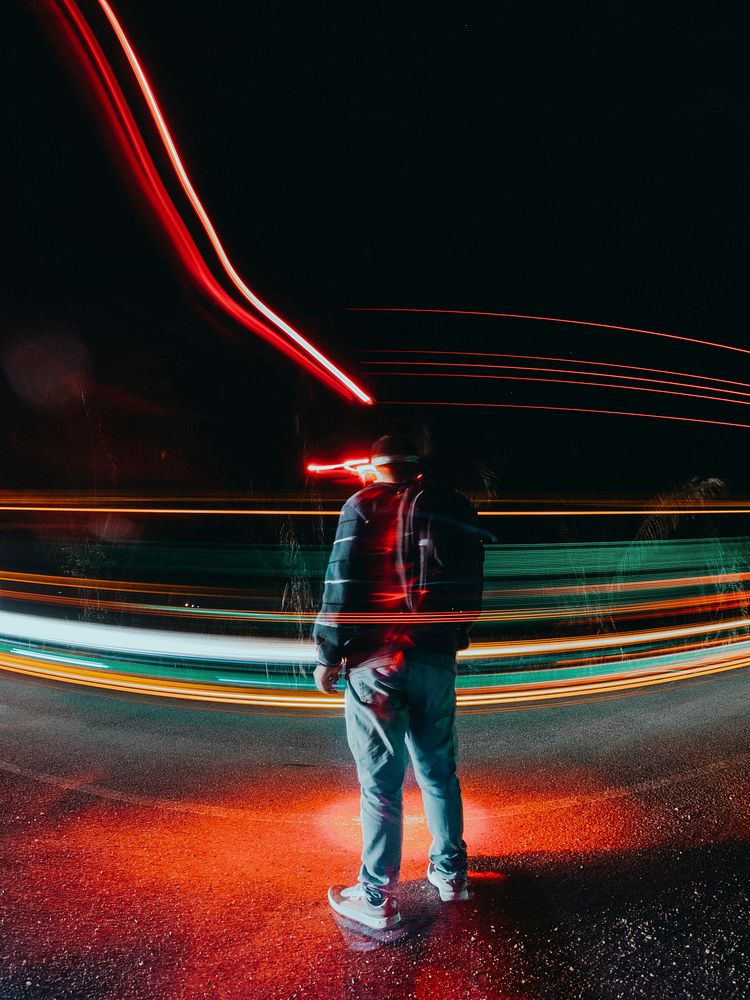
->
<box><xmin>4</xmin><ymin>757</ymin><xmax>741</xmax><ymax>997</ymax></box>
<box><xmin>467</xmin><ymin>869</ymin><xmax>509</xmax><ymax>881</ymax></box>
<box><xmin>317</xmin><ymin>789</ymin><xmax>492</xmax><ymax>877</ymax></box>
<box><xmin>314</xmin><ymin>769</ymin><xmax>655</xmax><ymax>883</ymax></box>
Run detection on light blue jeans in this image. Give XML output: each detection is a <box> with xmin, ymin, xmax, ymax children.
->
<box><xmin>344</xmin><ymin>649</ymin><xmax>467</xmax><ymax>896</ymax></box>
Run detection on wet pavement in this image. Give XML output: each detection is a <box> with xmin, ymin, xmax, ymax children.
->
<box><xmin>0</xmin><ymin>670</ymin><xmax>748</xmax><ymax>999</ymax></box>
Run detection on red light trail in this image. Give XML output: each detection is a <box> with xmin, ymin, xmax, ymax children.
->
<box><xmin>352</xmin><ymin>307</ymin><xmax>750</xmax><ymax>358</ymax></box>
<box><xmin>357</xmin><ymin>314</ymin><xmax>750</xmax><ymax>427</ymax></box>
<box><xmin>366</xmin><ymin>360</ymin><xmax>750</xmax><ymax>402</ymax></box>
<box><xmin>46</xmin><ymin>0</ymin><xmax>371</xmax><ymax>404</ymax></box>
<box><xmin>307</xmin><ymin>458</ymin><xmax>370</xmax><ymax>474</ymax></box>
<box><xmin>371</xmin><ymin>369</ymin><xmax>750</xmax><ymax>411</ymax></box>
<box><xmin>381</xmin><ymin>400</ymin><xmax>750</xmax><ymax>431</ymax></box>
<box><xmin>36</xmin><ymin>0</ymin><xmax>750</xmax><ymax>425</ymax></box>
<box><xmin>42</xmin><ymin>4</ymin><xmax>746</xmax><ymax>420</ymax></box>
<box><xmin>365</xmin><ymin>349</ymin><xmax>750</xmax><ymax>394</ymax></box>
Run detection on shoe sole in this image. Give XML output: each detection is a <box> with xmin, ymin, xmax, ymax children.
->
<box><xmin>327</xmin><ymin>888</ymin><xmax>401</xmax><ymax>930</ymax></box>
<box><xmin>427</xmin><ymin>865</ymin><xmax>470</xmax><ymax>902</ymax></box>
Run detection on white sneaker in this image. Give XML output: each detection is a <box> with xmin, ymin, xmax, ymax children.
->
<box><xmin>427</xmin><ymin>862</ymin><xmax>470</xmax><ymax>901</ymax></box>
<box><xmin>328</xmin><ymin>884</ymin><xmax>401</xmax><ymax>930</ymax></box>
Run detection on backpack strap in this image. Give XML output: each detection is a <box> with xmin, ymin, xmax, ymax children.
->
<box><xmin>395</xmin><ymin>485</ymin><xmax>424</xmax><ymax>613</ymax></box>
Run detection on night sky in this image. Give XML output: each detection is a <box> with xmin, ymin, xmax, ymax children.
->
<box><xmin>4</xmin><ymin>1</ymin><xmax>750</xmax><ymax>496</ymax></box>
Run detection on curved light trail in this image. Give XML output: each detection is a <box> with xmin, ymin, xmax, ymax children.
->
<box><xmin>0</xmin><ymin>529</ymin><xmax>748</xmax><ymax>708</ymax></box>
<box><xmin>47</xmin><ymin>0</ymin><xmax>371</xmax><ymax>403</ymax></box>
<box><xmin>2</xmin><ymin>609</ymin><xmax>750</xmax><ymax>662</ymax></box>
<box><xmin>94</xmin><ymin>0</ymin><xmax>371</xmax><ymax>404</ymax></box>
<box><xmin>352</xmin><ymin>307</ymin><xmax>750</xmax><ymax>359</ymax></box>
<box><xmin>365</xmin><ymin>349</ymin><xmax>750</xmax><ymax>395</ymax></box>
<box><xmin>2</xmin><ymin>578</ymin><xmax>748</xmax><ymax>624</ymax></box>
<box><xmin>358</xmin><ymin>313</ymin><xmax>750</xmax><ymax>425</ymax></box>
<box><xmin>1</xmin><ymin>604</ymin><xmax>748</xmax><ymax>708</ymax></box>
<box><xmin>371</xmin><ymin>369</ymin><xmax>750</xmax><ymax>411</ymax></box>
<box><xmin>382</xmin><ymin>400</ymin><xmax>750</xmax><ymax>431</ymax></box>
<box><xmin>366</xmin><ymin>353</ymin><xmax>750</xmax><ymax>429</ymax></box>
<box><xmin>3</xmin><ymin>549</ymin><xmax>750</xmax><ymax>630</ymax></box>
<box><xmin>0</xmin><ymin>641</ymin><xmax>747</xmax><ymax>710</ymax></box>
<box><xmin>366</xmin><ymin>360</ymin><xmax>750</xmax><ymax>404</ymax></box>
<box><xmin>2</xmin><ymin>496</ymin><xmax>750</xmax><ymax>515</ymax></box>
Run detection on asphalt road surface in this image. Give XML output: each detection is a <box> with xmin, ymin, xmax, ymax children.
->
<box><xmin>0</xmin><ymin>669</ymin><xmax>748</xmax><ymax>1000</ymax></box>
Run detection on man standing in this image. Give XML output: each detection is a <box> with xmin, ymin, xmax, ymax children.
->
<box><xmin>313</xmin><ymin>435</ymin><xmax>484</xmax><ymax>930</ymax></box>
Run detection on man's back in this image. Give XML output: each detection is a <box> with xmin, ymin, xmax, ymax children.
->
<box><xmin>313</xmin><ymin>480</ymin><xmax>484</xmax><ymax>669</ymax></box>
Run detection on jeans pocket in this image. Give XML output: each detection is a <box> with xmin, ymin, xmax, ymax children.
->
<box><xmin>347</xmin><ymin>668</ymin><xmax>382</xmax><ymax>707</ymax></box>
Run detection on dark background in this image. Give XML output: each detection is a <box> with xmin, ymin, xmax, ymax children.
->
<box><xmin>4</xmin><ymin>1</ymin><xmax>750</xmax><ymax>499</ymax></box>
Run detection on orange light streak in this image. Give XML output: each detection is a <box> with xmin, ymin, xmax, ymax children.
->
<box><xmin>352</xmin><ymin>307</ymin><xmax>750</xmax><ymax>359</ymax></box>
<box><xmin>377</xmin><ymin>370</ymin><xmax>750</xmax><ymax>410</ymax></box>
<box><xmin>314</xmin><ymin>590</ymin><xmax>750</xmax><ymax>624</ymax></box>
<box><xmin>552</xmin><ymin>631</ymin><xmax>748</xmax><ymax>669</ymax></box>
<box><xmin>367</xmin><ymin>360</ymin><xmax>750</xmax><ymax>402</ymax></box>
<box><xmin>366</xmin><ymin>348</ymin><xmax>750</xmax><ymax>395</ymax></box>
<box><xmin>0</xmin><ymin>646</ymin><xmax>747</xmax><ymax>709</ymax></box>
<box><xmin>13</xmin><ymin>492</ymin><xmax>749</xmax><ymax>506</ymax></box>
<box><xmin>2</xmin><ymin>503</ymin><xmax>750</xmax><ymax>516</ymax></box>
<box><xmin>2</xmin><ymin>605</ymin><xmax>749</xmax><ymax>661</ymax></box>
<box><xmin>462</xmin><ymin>614</ymin><xmax>750</xmax><ymax>659</ymax></box>
<box><xmin>0</xmin><ymin>505</ymin><xmax>342</xmax><ymax>515</ymax></box>
<box><xmin>0</xmin><ymin>568</ymin><xmax>748</xmax><ymax>624</ymax></box>
<box><xmin>146</xmin><ymin>588</ymin><xmax>736</xmax><ymax>618</ymax></box>
<box><xmin>2</xmin><ymin>583</ymin><xmax>748</xmax><ymax>624</ymax></box>
<box><xmin>502</xmin><ymin>570</ymin><xmax>750</xmax><ymax>597</ymax></box>
<box><xmin>0</xmin><ymin>570</ymin><xmax>247</xmax><ymax>598</ymax></box>
<box><xmin>382</xmin><ymin>400</ymin><xmax>750</xmax><ymax>432</ymax></box>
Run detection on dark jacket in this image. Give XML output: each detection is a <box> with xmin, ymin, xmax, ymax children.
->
<box><xmin>313</xmin><ymin>481</ymin><xmax>484</xmax><ymax>669</ymax></box>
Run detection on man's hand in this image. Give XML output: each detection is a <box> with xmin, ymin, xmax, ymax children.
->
<box><xmin>314</xmin><ymin>663</ymin><xmax>341</xmax><ymax>694</ymax></box>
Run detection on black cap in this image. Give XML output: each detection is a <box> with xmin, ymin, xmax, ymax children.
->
<box><xmin>370</xmin><ymin>434</ymin><xmax>420</xmax><ymax>466</ymax></box>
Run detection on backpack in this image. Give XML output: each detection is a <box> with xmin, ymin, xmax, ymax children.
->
<box><xmin>395</xmin><ymin>485</ymin><xmax>485</xmax><ymax>619</ymax></box>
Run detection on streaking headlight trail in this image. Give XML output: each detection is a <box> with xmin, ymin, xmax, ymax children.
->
<box><xmin>1</xmin><ymin>614</ymin><xmax>749</xmax><ymax>710</ymax></box>
<box><xmin>0</xmin><ymin>533</ymin><xmax>749</xmax><ymax>710</ymax></box>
